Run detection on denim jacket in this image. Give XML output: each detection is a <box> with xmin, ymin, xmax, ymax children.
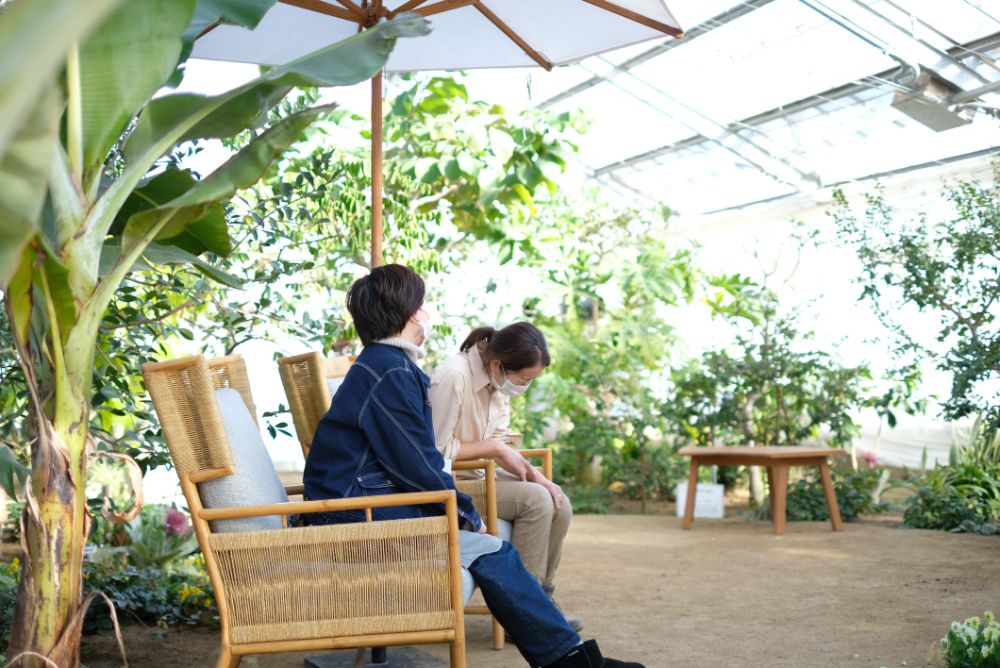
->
<box><xmin>303</xmin><ymin>342</ymin><xmax>483</xmax><ymax>531</ymax></box>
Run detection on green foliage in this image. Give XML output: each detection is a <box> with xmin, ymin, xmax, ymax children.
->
<box><xmin>81</xmin><ymin>554</ymin><xmax>215</xmax><ymax>634</ymax></box>
<box><xmin>0</xmin><ymin>558</ymin><xmax>18</xmax><ymax>653</ymax></box>
<box><xmin>754</xmin><ymin>467</ymin><xmax>892</xmax><ymax>522</ymax></box>
<box><xmin>664</xmin><ymin>292</ymin><xmax>876</xmax><ymax>453</ymax></box>
<box><xmin>903</xmin><ymin>460</ymin><xmax>1000</xmax><ymax>534</ymax></box>
<box><xmin>832</xmin><ymin>169</ymin><xmax>1000</xmax><ymax>432</ymax></box>
<box><xmin>513</xmin><ymin>203</ymin><xmax>698</xmax><ymax>503</ymax></box>
<box><xmin>562</xmin><ymin>486</ymin><xmax>610</xmax><ymax>515</ymax></box>
<box><xmin>88</xmin><ymin>504</ymin><xmax>198</xmax><ymax>570</ymax></box>
<box><xmin>941</xmin><ymin>611</ymin><xmax>1000</xmax><ymax>668</ymax></box>
<box><xmin>0</xmin><ymin>551</ymin><xmax>216</xmax><ymax>646</ymax></box>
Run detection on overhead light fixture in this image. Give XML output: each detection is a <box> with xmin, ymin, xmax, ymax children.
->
<box><xmin>891</xmin><ymin>71</ymin><xmax>975</xmax><ymax>131</ymax></box>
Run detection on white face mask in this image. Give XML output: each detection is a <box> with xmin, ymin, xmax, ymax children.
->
<box><xmin>417</xmin><ymin>319</ymin><xmax>433</xmax><ymax>344</ymax></box>
<box><xmin>412</xmin><ymin>310</ymin><xmax>432</xmax><ymax>345</ymax></box>
<box><xmin>493</xmin><ymin>366</ymin><xmax>530</xmax><ymax>397</ymax></box>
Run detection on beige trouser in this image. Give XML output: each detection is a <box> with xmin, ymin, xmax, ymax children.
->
<box><xmin>495</xmin><ymin>472</ymin><xmax>573</xmax><ymax>590</ymax></box>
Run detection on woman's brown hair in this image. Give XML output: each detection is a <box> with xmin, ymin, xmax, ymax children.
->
<box><xmin>460</xmin><ymin>322</ymin><xmax>551</xmax><ymax>371</ymax></box>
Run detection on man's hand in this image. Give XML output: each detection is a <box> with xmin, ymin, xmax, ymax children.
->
<box><xmin>491</xmin><ymin>441</ymin><xmax>533</xmax><ymax>481</ymax></box>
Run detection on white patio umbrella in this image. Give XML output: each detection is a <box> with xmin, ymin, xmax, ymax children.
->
<box><xmin>194</xmin><ymin>0</ymin><xmax>683</xmax><ymax>266</ymax></box>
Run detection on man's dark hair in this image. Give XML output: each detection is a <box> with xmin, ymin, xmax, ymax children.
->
<box><xmin>346</xmin><ymin>264</ymin><xmax>425</xmax><ymax>346</ymax></box>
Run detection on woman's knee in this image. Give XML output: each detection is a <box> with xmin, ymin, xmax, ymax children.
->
<box><xmin>499</xmin><ymin>481</ymin><xmax>555</xmax><ymax>520</ymax></box>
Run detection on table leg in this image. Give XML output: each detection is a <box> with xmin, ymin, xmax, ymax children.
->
<box><xmin>682</xmin><ymin>458</ymin><xmax>699</xmax><ymax>529</ymax></box>
<box><xmin>819</xmin><ymin>460</ymin><xmax>843</xmax><ymax>531</ymax></box>
<box><xmin>772</xmin><ymin>465</ymin><xmax>788</xmax><ymax>535</ymax></box>
<box><xmin>766</xmin><ymin>466</ymin><xmax>776</xmax><ymax>521</ymax></box>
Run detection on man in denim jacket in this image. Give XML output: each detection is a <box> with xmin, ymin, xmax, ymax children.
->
<box><xmin>303</xmin><ymin>264</ymin><xmax>644</xmax><ymax>668</ymax></box>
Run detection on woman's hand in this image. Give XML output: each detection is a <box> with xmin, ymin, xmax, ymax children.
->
<box><xmin>540</xmin><ymin>478</ymin><xmax>566</xmax><ymax>510</ymax></box>
<box><xmin>491</xmin><ymin>442</ymin><xmax>533</xmax><ymax>481</ymax></box>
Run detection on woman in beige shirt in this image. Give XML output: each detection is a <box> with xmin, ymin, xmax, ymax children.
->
<box><xmin>429</xmin><ymin>322</ymin><xmax>580</xmax><ymax>630</ymax></box>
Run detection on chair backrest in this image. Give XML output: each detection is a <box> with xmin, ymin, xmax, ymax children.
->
<box><xmin>143</xmin><ymin>354</ymin><xmax>287</xmax><ymax>532</ymax></box>
<box><xmin>142</xmin><ymin>355</ymin><xmax>235</xmax><ymax>481</ymax></box>
<box><xmin>277</xmin><ymin>351</ymin><xmax>354</xmax><ymax>457</ymax></box>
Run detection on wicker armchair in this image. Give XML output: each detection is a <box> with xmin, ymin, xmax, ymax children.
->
<box><xmin>276</xmin><ymin>350</ymin><xmax>555</xmax><ymax>651</ymax></box>
<box><xmin>143</xmin><ymin>354</ymin><xmax>467</xmax><ymax>668</ymax></box>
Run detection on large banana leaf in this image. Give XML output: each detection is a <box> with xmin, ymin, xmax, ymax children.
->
<box><xmin>0</xmin><ymin>444</ymin><xmax>29</xmax><ymax>501</ymax></box>
<box><xmin>125</xmin><ymin>14</ymin><xmax>431</xmax><ymax>167</ymax></box>
<box><xmin>122</xmin><ymin>104</ymin><xmax>336</xmax><ymax>250</ymax></box>
<box><xmin>0</xmin><ymin>89</ymin><xmax>60</xmax><ymax>288</ymax></box>
<box><xmin>182</xmin><ymin>0</ymin><xmax>278</xmax><ymax>47</ymax></box>
<box><xmin>0</xmin><ymin>0</ymin><xmax>121</xmax><ymax>160</ymax></box>
<box><xmin>113</xmin><ymin>104</ymin><xmax>336</xmax><ymax>283</ymax></box>
<box><xmin>113</xmin><ymin>167</ymin><xmax>231</xmax><ymax>257</ymax></box>
<box><xmin>91</xmin><ymin>14</ymin><xmax>430</xmax><ymax>255</ymax></box>
<box><xmin>99</xmin><ymin>240</ymin><xmax>241</xmax><ymax>288</ymax></box>
<box><xmin>78</xmin><ymin>0</ymin><xmax>196</xmax><ymax>186</ymax></box>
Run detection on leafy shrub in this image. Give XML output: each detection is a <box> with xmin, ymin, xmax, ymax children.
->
<box><xmin>0</xmin><ymin>503</ymin><xmax>211</xmax><ymax>648</ymax></box>
<box><xmin>0</xmin><ymin>553</ymin><xmax>216</xmax><ymax>647</ymax></box>
<box><xmin>904</xmin><ymin>462</ymin><xmax>1000</xmax><ymax>533</ymax></box>
<box><xmin>0</xmin><ymin>559</ymin><xmax>19</xmax><ymax>654</ymax></box>
<box><xmin>564</xmin><ymin>485</ymin><xmax>610</xmax><ymax>515</ymax></box>
<box><xmin>754</xmin><ymin>468</ymin><xmax>892</xmax><ymax>522</ymax></box>
<box><xmin>941</xmin><ymin>611</ymin><xmax>1000</xmax><ymax>667</ymax></box>
<box><xmin>82</xmin><ymin>553</ymin><xmax>216</xmax><ymax>633</ymax></box>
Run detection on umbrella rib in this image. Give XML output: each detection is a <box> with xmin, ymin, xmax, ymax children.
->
<box><xmin>474</xmin><ymin>2</ymin><xmax>553</xmax><ymax>71</ymax></box>
<box><xmin>389</xmin><ymin>0</ymin><xmax>432</xmax><ymax>17</ymax></box>
<box><xmin>279</xmin><ymin>0</ymin><xmax>361</xmax><ymax>21</ymax></box>
<box><xmin>332</xmin><ymin>0</ymin><xmax>368</xmax><ymax>19</ymax></box>
<box><xmin>581</xmin><ymin>0</ymin><xmax>683</xmax><ymax>37</ymax></box>
<box><xmin>413</xmin><ymin>0</ymin><xmax>476</xmax><ymax>17</ymax></box>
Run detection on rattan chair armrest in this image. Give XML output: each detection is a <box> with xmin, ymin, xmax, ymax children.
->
<box><xmin>451</xmin><ymin>459</ymin><xmax>493</xmax><ymax>472</ymax></box>
<box><xmin>198</xmin><ymin>489</ymin><xmax>457</xmax><ymax>521</ymax></box>
<box><xmin>520</xmin><ymin>448</ymin><xmax>553</xmax><ymax>481</ymax></box>
<box><xmin>283</xmin><ymin>483</ymin><xmax>305</xmax><ymax>496</ymax></box>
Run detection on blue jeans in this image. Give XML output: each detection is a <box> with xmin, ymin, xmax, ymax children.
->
<box><xmin>468</xmin><ymin>540</ymin><xmax>582</xmax><ymax>667</ymax></box>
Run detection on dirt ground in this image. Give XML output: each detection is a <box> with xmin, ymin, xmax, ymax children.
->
<box><xmin>81</xmin><ymin>512</ymin><xmax>1000</xmax><ymax>668</ymax></box>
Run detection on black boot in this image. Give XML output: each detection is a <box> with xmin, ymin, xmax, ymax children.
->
<box><xmin>543</xmin><ymin>639</ymin><xmax>645</xmax><ymax>668</ymax></box>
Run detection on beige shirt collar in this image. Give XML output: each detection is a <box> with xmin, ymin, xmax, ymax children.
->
<box><xmin>465</xmin><ymin>343</ymin><xmax>493</xmax><ymax>392</ymax></box>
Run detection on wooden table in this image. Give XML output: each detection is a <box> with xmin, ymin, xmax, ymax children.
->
<box><xmin>678</xmin><ymin>446</ymin><xmax>849</xmax><ymax>535</ymax></box>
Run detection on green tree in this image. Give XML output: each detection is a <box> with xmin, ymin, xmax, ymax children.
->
<box><xmin>127</xmin><ymin>75</ymin><xmax>581</xmax><ymax>369</ymax></box>
<box><xmin>510</xmin><ymin>201</ymin><xmax>699</xmax><ymax>507</ymax></box>
<box><xmin>0</xmin><ymin>1</ymin><xmax>427</xmax><ymax>663</ymax></box>
<box><xmin>832</xmin><ymin>170</ymin><xmax>1000</xmax><ymax>434</ymax></box>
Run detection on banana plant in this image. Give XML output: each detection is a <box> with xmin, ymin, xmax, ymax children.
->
<box><xmin>0</xmin><ymin>1</ymin><xmax>429</xmax><ymax>665</ymax></box>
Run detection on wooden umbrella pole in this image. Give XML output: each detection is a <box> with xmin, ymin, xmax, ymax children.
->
<box><xmin>370</xmin><ymin>69</ymin><xmax>384</xmax><ymax>268</ymax></box>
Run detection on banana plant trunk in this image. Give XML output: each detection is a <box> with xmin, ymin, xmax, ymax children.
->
<box><xmin>6</xmin><ymin>307</ymin><xmax>96</xmax><ymax>668</ymax></box>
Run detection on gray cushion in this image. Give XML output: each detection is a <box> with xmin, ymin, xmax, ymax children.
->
<box><xmin>497</xmin><ymin>519</ymin><xmax>513</xmax><ymax>542</ymax></box>
<box><xmin>461</xmin><ymin>567</ymin><xmax>474</xmax><ymax>606</ymax></box>
<box><xmin>198</xmin><ymin>388</ymin><xmax>288</xmax><ymax>533</ymax></box>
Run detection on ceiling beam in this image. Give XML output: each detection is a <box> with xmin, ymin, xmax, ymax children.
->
<box><xmin>797</xmin><ymin>0</ymin><xmax>992</xmax><ymax>91</ymax></box>
<box><xmin>538</xmin><ymin>0</ymin><xmax>776</xmax><ymax>110</ymax></box>
<box><xmin>577</xmin><ymin>58</ymin><xmax>823</xmax><ymax>189</ymax></box>
<box><xmin>592</xmin><ymin>31</ymin><xmax>1000</xmax><ymax>176</ymax></box>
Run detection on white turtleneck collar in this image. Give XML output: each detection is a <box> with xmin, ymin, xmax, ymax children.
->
<box><xmin>374</xmin><ymin>337</ymin><xmax>425</xmax><ymax>364</ymax></box>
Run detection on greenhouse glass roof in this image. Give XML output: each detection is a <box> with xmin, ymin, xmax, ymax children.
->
<box><xmin>485</xmin><ymin>0</ymin><xmax>1000</xmax><ymax>215</ymax></box>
